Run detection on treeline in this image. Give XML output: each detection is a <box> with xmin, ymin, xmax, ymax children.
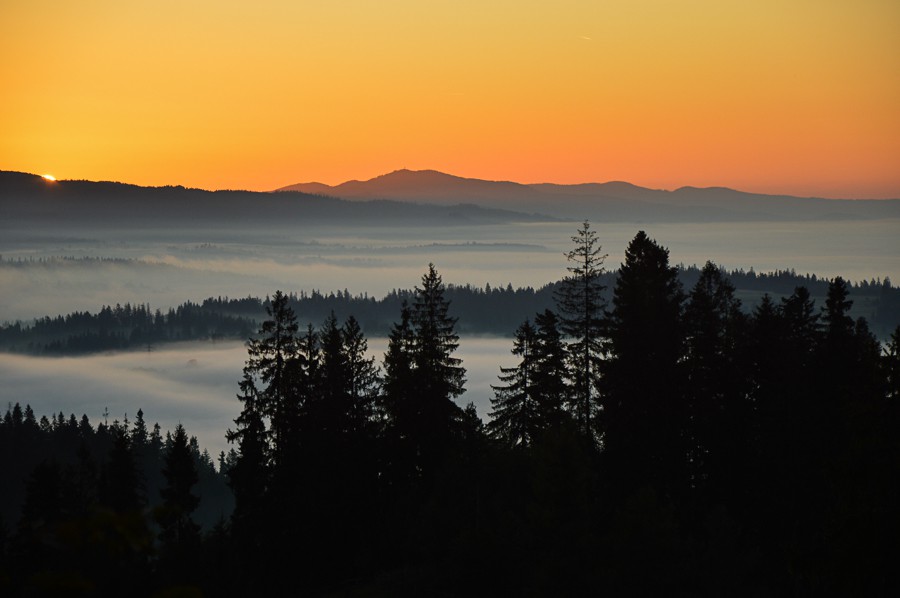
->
<box><xmin>0</xmin><ymin>256</ymin><xmax>135</xmax><ymax>265</ymax></box>
<box><xmin>2</xmin><ymin>265</ymin><xmax>898</xmax><ymax>355</ymax></box>
<box><xmin>2</xmin><ymin>226</ymin><xmax>899</xmax><ymax>595</ymax></box>
<box><xmin>0</xmin><ymin>405</ymin><xmax>233</xmax><ymax>594</ymax></box>
<box><xmin>0</xmin><ymin>302</ymin><xmax>256</xmax><ymax>354</ymax></box>
<box><xmin>218</xmin><ymin>230</ymin><xmax>895</xmax><ymax>595</ymax></box>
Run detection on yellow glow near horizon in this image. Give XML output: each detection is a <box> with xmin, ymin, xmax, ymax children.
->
<box><xmin>41</xmin><ymin>174</ymin><xmax>56</xmax><ymax>181</ymax></box>
<box><xmin>1</xmin><ymin>0</ymin><xmax>898</xmax><ymax>198</ymax></box>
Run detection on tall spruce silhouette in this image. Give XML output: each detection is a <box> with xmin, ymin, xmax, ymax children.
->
<box><xmin>342</xmin><ymin>315</ymin><xmax>380</xmax><ymax>433</ymax></box>
<box><xmin>410</xmin><ymin>264</ymin><xmax>467</xmax><ymax>478</ymax></box>
<box><xmin>488</xmin><ymin>319</ymin><xmax>540</xmax><ymax>447</ymax></box>
<box><xmin>555</xmin><ymin>220</ymin><xmax>607</xmax><ymax>439</ymax></box>
<box><xmin>380</xmin><ymin>264</ymin><xmax>466</xmax><ymax>486</ymax></box>
<box><xmin>604</xmin><ymin>231</ymin><xmax>686</xmax><ymax>498</ymax></box>
<box><xmin>101</xmin><ymin>423</ymin><xmax>144</xmax><ymax>512</ymax></box>
<box><xmin>489</xmin><ymin>312</ymin><xmax>570</xmax><ymax>447</ymax></box>
<box><xmin>381</xmin><ymin>300</ymin><xmax>418</xmax><ymax>487</ymax></box>
<box><xmin>225</xmin><ymin>369</ymin><xmax>269</xmax><ymax>550</ymax></box>
<box><xmin>684</xmin><ymin>262</ymin><xmax>748</xmax><ymax>503</ymax></box>
<box><xmin>225</xmin><ymin>291</ymin><xmax>308</xmax><ymax>587</ymax></box>
<box><xmin>244</xmin><ymin>290</ymin><xmax>302</xmax><ymax>467</ymax></box>
<box><xmin>156</xmin><ymin>423</ymin><xmax>201</xmax><ymax>588</ymax></box>
<box><xmin>531</xmin><ymin>309</ymin><xmax>569</xmax><ymax>429</ymax></box>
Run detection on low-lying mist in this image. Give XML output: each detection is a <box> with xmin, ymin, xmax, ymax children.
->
<box><xmin>0</xmin><ymin>337</ymin><xmax>516</xmax><ymax>458</ymax></box>
<box><xmin>3</xmin><ymin>219</ymin><xmax>898</xmax><ymax>323</ymax></box>
<box><xmin>2</xmin><ymin>217</ymin><xmax>897</xmax><ymax>458</ymax></box>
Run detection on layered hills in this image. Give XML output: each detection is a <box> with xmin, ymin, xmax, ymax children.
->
<box><xmin>278</xmin><ymin>169</ymin><xmax>900</xmax><ymax>222</ymax></box>
<box><xmin>0</xmin><ymin>171</ymin><xmax>546</xmax><ymax>228</ymax></box>
<box><xmin>3</xmin><ymin>169</ymin><xmax>898</xmax><ymax>227</ymax></box>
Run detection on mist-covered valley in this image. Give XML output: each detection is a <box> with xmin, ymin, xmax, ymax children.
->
<box><xmin>2</xmin><ymin>170</ymin><xmax>899</xmax><ymax>459</ymax></box>
<box><xmin>3</xmin><ymin>172</ymin><xmax>899</xmax><ymax>595</ymax></box>
<box><xmin>0</xmin><ymin>337</ymin><xmax>517</xmax><ymax>459</ymax></box>
<box><xmin>3</xmin><ymin>218</ymin><xmax>898</xmax><ymax>322</ymax></box>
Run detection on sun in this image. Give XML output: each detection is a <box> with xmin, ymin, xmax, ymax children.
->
<box><xmin>41</xmin><ymin>174</ymin><xmax>57</xmax><ymax>181</ymax></box>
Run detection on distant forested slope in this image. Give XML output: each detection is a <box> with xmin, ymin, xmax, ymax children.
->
<box><xmin>0</xmin><ymin>171</ymin><xmax>549</xmax><ymax>228</ymax></box>
<box><xmin>2</xmin><ymin>266</ymin><xmax>897</xmax><ymax>354</ymax></box>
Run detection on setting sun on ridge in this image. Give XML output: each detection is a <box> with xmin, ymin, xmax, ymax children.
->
<box><xmin>1</xmin><ymin>1</ymin><xmax>898</xmax><ymax>198</ymax></box>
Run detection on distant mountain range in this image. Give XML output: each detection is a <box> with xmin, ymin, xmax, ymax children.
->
<box><xmin>0</xmin><ymin>171</ymin><xmax>547</xmax><ymax>229</ymax></box>
<box><xmin>2</xmin><ymin>169</ymin><xmax>898</xmax><ymax>228</ymax></box>
<box><xmin>277</xmin><ymin>169</ymin><xmax>900</xmax><ymax>222</ymax></box>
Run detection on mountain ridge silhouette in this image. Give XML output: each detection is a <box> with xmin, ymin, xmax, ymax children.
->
<box><xmin>2</xmin><ymin>169</ymin><xmax>898</xmax><ymax>224</ymax></box>
<box><xmin>0</xmin><ymin>170</ymin><xmax>551</xmax><ymax>228</ymax></box>
<box><xmin>276</xmin><ymin>169</ymin><xmax>900</xmax><ymax>222</ymax></box>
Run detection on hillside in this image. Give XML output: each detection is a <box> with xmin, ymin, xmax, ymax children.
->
<box><xmin>0</xmin><ymin>171</ymin><xmax>550</xmax><ymax>229</ymax></box>
<box><xmin>278</xmin><ymin>169</ymin><xmax>900</xmax><ymax>222</ymax></box>
<box><xmin>3</xmin><ymin>265</ymin><xmax>896</xmax><ymax>354</ymax></box>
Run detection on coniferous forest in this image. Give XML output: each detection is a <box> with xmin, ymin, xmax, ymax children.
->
<box><xmin>2</xmin><ymin>225</ymin><xmax>899</xmax><ymax>596</ymax></box>
<box><xmin>2</xmin><ymin>260</ymin><xmax>898</xmax><ymax>354</ymax></box>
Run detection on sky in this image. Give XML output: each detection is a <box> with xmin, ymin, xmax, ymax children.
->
<box><xmin>2</xmin><ymin>0</ymin><xmax>898</xmax><ymax>198</ymax></box>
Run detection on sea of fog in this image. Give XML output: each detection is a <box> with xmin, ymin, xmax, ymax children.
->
<box><xmin>0</xmin><ymin>337</ymin><xmax>516</xmax><ymax>459</ymax></box>
<box><xmin>1</xmin><ymin>218</ymin><xmax>898</xmax><ymax>457</ymax></box>
<box><xmin>1</xmin><ymin>219</ymin><xmax>898</xmax><ymax>322</ymax></box>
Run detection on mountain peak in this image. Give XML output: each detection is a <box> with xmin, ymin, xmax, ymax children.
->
<box><xmin>275</xmin><ymin>168</ymin><xmax>537</xmax><ymax>200</ymax></box>
<box><xmin>270</xmin><ymin>169</ymin><xmax>899</xmax><ymax>223</ymax></box>
<box><xmin>364</xmin><ymin>168</ymin><xmax>467</xmax><ymax>186</ymax></box>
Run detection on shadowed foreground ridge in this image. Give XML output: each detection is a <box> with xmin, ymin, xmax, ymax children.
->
<box><xmin>0</xmin><ymin>227</ymin><xmax>898</xmax><ymax>596</ymax></box>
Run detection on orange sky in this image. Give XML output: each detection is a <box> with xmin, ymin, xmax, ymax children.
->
<box><xmin>1</xmin><ymin>0</ymin><xmax>898</xmax><ymax>198</ymax></box>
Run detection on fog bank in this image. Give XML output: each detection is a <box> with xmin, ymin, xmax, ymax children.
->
<box><xmin>3</xmin><ymin>220</ymin><xmax>898</xmax><ymax>323</ymax></box>
<box><xmin>0</xmin><ymin>337</ymin><xmax>515</xmax><ymax>458</ymax></box>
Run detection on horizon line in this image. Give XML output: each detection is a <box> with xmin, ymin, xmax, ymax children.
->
<box><xmin>5</xmin><ymin>168</ymin><xmax>898</xmax><ymax>202</ymax></box>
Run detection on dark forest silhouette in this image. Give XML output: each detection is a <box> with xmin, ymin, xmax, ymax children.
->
<box><xmin>2</xmin><ymin>261</ymin><xmax>898</xmax><ymax>354</ymax></box>
<box><xmin>2</xmin><ymin>225</ymin><xmax>899</xmax><ymax>595</ymax></box>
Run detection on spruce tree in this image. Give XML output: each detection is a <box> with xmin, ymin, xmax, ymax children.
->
<box><xmin>747</xmin><ymin>294</ymin><xmax>789</xmax><ymax>485</ymax></box>
<box><xmin>159</xmin><ymin>424</ymin><xmax>200</xmax><ymax>521</ymax></box>
<box><xmin>411</xmin><ymin>264</ymin><xmax>466</xmax><ymax>475</ymax></box>
<box><xmin>781</xmin><ymin>286</ymin><xmax>821</xmax><ymax>359</ymax></box>
<box><xmin>382</xmin><ymin>265</ymin><xmax>466</xmax><ymax>483</ymax></box>
<box><xmin>314</xmin><ymin>311</ymin><xmax>351</xmax><ymax>438</ymax></box>
<box><xmin>381</xmin><ymin>301</ymin><xmax>417</xmax><ymax>485</ymax></box>
<box><xmin>131</xmin><ymin>408</ymin><xmax>149</xmax><ymax>447</ymax></box>
<box><xmin>224</xmin><ymin>377</ymin><xmax>268</xmax><ymax>524</ymax></box>
<box><xmin>225</xmin><ymin>293</ymin><xmax>305</xmax><ymax>574</ymax></box>
<box><xmin>244</xmin><ymin>290</ymin><xmax>301</xmax><ymax>465</ymax></box>
<box><xmin>342</xmin><ymin>315</ymin><xmax>380</xmax><ymax>434</ymax></box>
<box><xmin>100</xmin><ymin>424</ymin><xmax>143</xmax><ymax>512</ymax></box>
<box><xmin>413</xmin><ymin>264</ymin><xmax>466</xmax><ymax>400</ymax></box>
<box><xmin>555</xmin><ymin>221</ymin><xmax>607</xmax><ymax>439</ymax></box>
<box><xmin>823</xmin><ymin>276</ymin><xmax>854</xmax><ymax>344</ymax></box>
<box><xmin>157</xmin><ymin>423</ymin><xmax>200</xmax><ymax>585</ymax></box>
<box><xmin>488</xmin><ymin>319</ymin><xmax>539</xmax><ymax>448</ymax></box>
<box><xmin>488</xmin><ymin>311</ymin><xmax>569</xmax><ymax>448</ymax></box>
<box><xmin>604</xmin><ymin>231</ymin><xmax>686</xmax><ymax>496</ymax></box>
<box><xmin>383</xmin><ymin>301</ymin><xmax>415</xmax><ymax>414</ymax></box>
<box><xmin>531</xmin><ymin>309</ymin><xmax>568</xmax><ymax>429</ymax></box>
<box><xmin>684</xmin><ymin>262</ymin><xmax>747</xmax><ymax>500</ymax></box>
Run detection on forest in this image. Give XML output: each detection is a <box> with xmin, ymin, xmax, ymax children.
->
<box><xmin>1</xmin><ymin>225</ymin><xmax>899</xmax><ymax>596</ymax></box>
<box><xmin>2</xmin><ymin>261</ymin><xmax>898</xmax><ymax>354</ymax></box>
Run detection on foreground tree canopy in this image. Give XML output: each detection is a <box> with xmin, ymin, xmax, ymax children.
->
<box><xmin>2</xmin><ymin>226</ymin><xmax>899</xmax><ymax>596</ymax></box>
